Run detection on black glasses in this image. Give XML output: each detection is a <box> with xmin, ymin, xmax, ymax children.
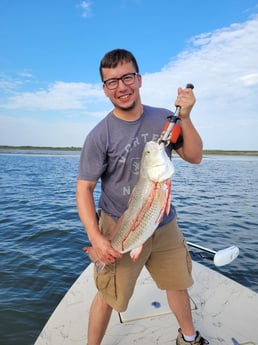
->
<box><xmin>103</xmin><ymin>72</ymin><xmax>138</xmax><ymax>90</ymax></box>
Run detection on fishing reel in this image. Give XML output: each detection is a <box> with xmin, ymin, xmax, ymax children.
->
<box><xmin>159</xmin><ymin>116</ymin><xmax>182</xmax><ymax>145</ymax></box>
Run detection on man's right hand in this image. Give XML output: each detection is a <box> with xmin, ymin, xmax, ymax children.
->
<box><xmin>91</xmin><ymin>232</ymin><xmax>122</xmax><ymax>264</ymax></box>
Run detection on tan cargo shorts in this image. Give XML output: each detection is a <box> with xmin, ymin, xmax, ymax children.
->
<box><xmin>94</xmin><ymin>211</ymin><xmax>193</xmax><ymax>312</ymax></box>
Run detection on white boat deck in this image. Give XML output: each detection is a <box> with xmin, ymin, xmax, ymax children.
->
<box><xmin>35</xmin><ymin>261</ymin><xmax>258</xmax><ymax>345</ymax></box>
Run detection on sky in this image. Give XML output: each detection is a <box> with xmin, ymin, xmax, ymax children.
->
<box><xmin>0</xmin><ymin>0</ymin><xmax>258</xmax><ymax>150</ymax></box>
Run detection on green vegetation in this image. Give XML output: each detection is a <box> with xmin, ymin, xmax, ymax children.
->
<box><xmin>1</xmin><ymin>145</ymin><xmax>258</xmax><ymax>156</ymax></box>
<box><xmin>0</xmin><ymin>145</ymin><xmax>81</xmax><ymax>151</ymax></box>
<box><xmin>202</xmin><ymin>150</ymin><xmax>258</xmax><ymax>156</ymax></box>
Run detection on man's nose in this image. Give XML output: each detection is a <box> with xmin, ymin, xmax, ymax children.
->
<box><xmin>117</xmin><ymin>78</ymin><xmax>127</xmax><ymax>89</ymax></box>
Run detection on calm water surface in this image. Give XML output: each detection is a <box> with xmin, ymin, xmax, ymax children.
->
<box><xmin>0</xmin><ymin>151</ymin><xmax>257</xmax><ymax>345</ymax></box>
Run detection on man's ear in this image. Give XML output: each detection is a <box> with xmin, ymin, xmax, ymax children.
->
<box><xmin>137</xmin><ymin>74</ymin><xmax>142</xmax><ymax>88</ymax></box>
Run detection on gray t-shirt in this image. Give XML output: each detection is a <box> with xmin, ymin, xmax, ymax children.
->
<box><xmin>78</xmin><ymin>105</ymin><xmax>183</xmax><ymax>224</ymax></box>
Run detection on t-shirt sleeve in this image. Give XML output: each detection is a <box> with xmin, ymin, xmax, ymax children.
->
<box><xmin>77</xmin><ymin>132</ymin><xmax>107</xmax><ymax>181</ymax></box>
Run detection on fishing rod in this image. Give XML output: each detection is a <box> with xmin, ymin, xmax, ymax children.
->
<box><xmin>159</xmin><ymin>83</ymin><xmax>194</xmax><ymax>145</ymax></box>
<box><xmin>159</xmin><ymin>83</ymin><xmax>240</xmax><ymax>267</ymax></box>
<box><xmin>187</xmin><ymin>241</ymin><xmax>240</xmax><ymax>267</ymax></box>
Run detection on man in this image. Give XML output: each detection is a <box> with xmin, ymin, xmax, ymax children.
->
<box><xmin>76</xmin><ymin>49</ymin><xmax>209</xmax><ymax>345</ymax></box>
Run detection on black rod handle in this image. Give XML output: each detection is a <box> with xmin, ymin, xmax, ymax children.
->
<box><xmin>186</xmin><ymin>83</ymin><xmax>194</xmax><ymax>89</ymax></box>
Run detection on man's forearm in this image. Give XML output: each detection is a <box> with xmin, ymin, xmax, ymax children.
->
<box><xmin>179</xmin><ymin>117</ymin><xmax>203</xmax><ymax>164</ymax></box>
<box><xmin>76</xmin><ymin>180</ymin><xmax>101</xmax><ymax>244</ymax></box>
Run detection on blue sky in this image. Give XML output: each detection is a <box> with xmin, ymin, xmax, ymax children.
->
<box><xmin>0</xmin><ymin>0</ymin><xmax>258</xmax><ymax>149</ymax></box>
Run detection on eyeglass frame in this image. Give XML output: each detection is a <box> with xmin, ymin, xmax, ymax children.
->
<box><xmin>103</xmin><ymin>72</ymin><xmax>139</xmax><ymax>90</ymax></box>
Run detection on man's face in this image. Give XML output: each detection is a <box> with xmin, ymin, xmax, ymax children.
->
<box><xmin>102</xmin><ymin>61</ymin><xmax>142</xmax><ymax>112</ymax></box>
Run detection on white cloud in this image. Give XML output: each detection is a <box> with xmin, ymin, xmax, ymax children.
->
<box><xmin>3</xmin><ymin>81</ymin><xmax>107</xmax><ymax>110</ymax></box>
<box><xmin>239</xmin><ymin>72</ymin><xmax>258</xmax><ymax>86</ymax></box>
<box><xmin>78</xmin><ymin>1</ymin><xmax>92</xmax><ymax>18</ymax></box>
<box><xmin>0</xmin><ymin>76</ymin><xmax>23</xmax><ymax>94</ymax></box>
<box><xmin>18</xmin><ymin>71</ymin><xmax>33</xmax><ymax>78</ymax></box>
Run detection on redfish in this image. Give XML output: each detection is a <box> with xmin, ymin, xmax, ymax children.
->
<box><xmin>85</xmin><ymin>141</ymin><xmax>175</xmax><ymax>272</ymax></box>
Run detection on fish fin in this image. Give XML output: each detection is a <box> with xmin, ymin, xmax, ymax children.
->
<box><xmin>130</xmin><ymin>245</ymin><xmax>143</xmax><ymax>262</ymax></box>
<box><xmin>83</xmin><ymin>246</ymin><xmax>106</xmax><ymax>273</ymax></box>
<box><xmin>155</xmin><ymin>179</ymin><xmax>171</xmax><ymax>224</ymax></box>
<box><xmin>165</xmin><ymin>179</ymin><xmax>171</xmax><ymax>215</ymax></box>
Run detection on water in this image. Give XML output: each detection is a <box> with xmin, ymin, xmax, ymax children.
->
<box><xmin>0</xmin><ymin>151</ymin><xmax>257</xmax><ymax>345</ymax></box>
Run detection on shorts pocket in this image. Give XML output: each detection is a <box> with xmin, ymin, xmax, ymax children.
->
<box><xmin>184</xmin><ymin>241</ymin><xmax>192</xmax><ymax>275</ymax></box>
<box><xmin>94</xmin><ymin>264</ymin><xmax>117</xmax><ymax>299</ymax></box>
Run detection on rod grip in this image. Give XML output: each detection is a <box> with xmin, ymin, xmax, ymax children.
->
<box><xmin>186</xmin><ymin>83</ymin><xmax>194</xmax><ymax>89</ymax></box>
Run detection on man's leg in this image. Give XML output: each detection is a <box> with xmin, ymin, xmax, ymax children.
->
<box><xmin>166</xmin><ymin>289</ymin><xmax>195</xmax><ymax>336</ymax></box>
<box><xmin>88</xmin><ymin>293</ymin><xmax>113</xmax><ymax>345</ymax></box>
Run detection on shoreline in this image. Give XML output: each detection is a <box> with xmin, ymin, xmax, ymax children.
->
<box><xmin>0</xmin><ymin>145</ymin><xmax>258</xmax><ymax>156</ymax></box>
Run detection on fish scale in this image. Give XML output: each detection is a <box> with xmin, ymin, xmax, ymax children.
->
<box><xmin>112</xmin><ymin>179</ymin><xmax>171</xmax><ymax>253</ymax></box>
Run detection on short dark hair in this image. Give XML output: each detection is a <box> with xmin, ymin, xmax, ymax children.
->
<box><xmin>99</xmin><ymin>49</ymin><xmax>139</xmax><ymax>81</ymax></box>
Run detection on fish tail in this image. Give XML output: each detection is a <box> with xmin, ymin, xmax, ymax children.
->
<box><xmin>83</xmin><ymin>246</ymin><xmax>106</xmax><ymax>273</ymax></box>
<box><xmin>94</xmin><ymin>260</ymin><xmax>106</xmax><ymax>273</ymax></box>
<box><xmin>130</xmin><ymin>245</ymin><xmax>144</xmax><ymax>262</ymax></box>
